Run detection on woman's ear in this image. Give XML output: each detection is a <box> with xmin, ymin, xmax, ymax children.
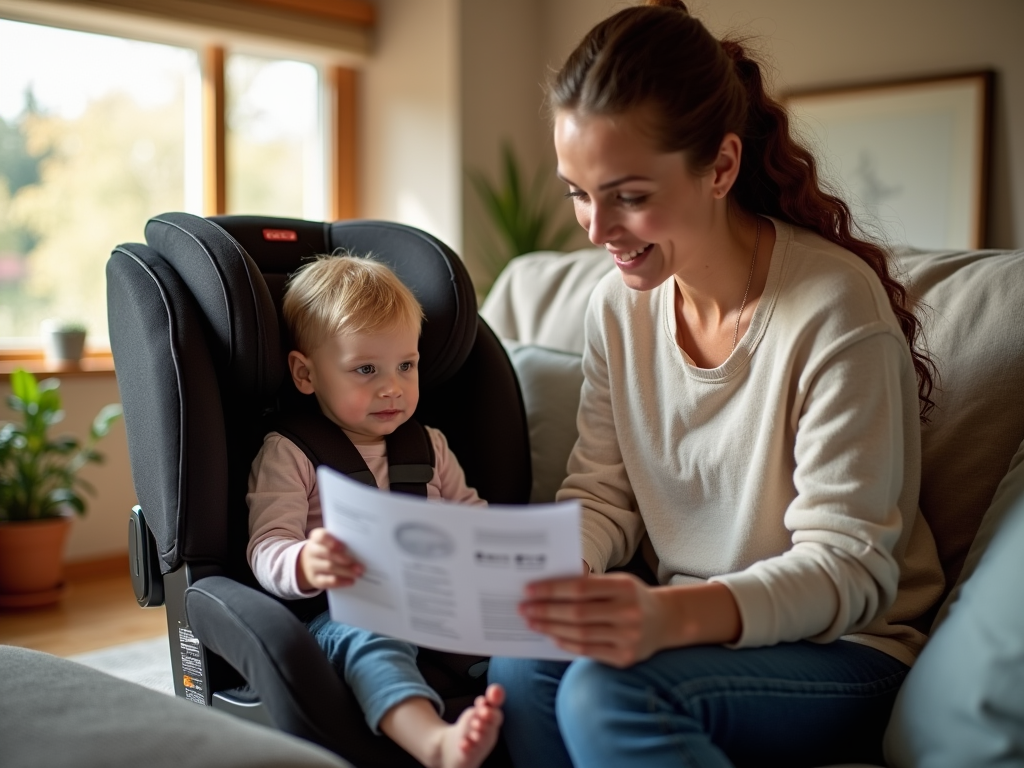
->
<box><xmin>288</xmin><ymin>350</ymin><xmax>316</xmax><ymax>395</ymax></box>
<box><xmin>709</xmin><ymin>132</ymin><xmax>743</xmax><ymax>199</ymax></box>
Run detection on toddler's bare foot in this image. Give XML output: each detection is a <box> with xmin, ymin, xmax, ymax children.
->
<box><xmin>434</xmin><ymin>684</ymin><xmax>504</xmax><ymax>768</ymax></box>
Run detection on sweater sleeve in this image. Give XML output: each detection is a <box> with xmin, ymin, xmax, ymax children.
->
<box><xmin>556</xmin><ymin>295</ymin><xmax>643</xmax><ymax>572</ymax></box>
<box><xmin>246</xmin><ymin>433</ymin><xmax>322</xmax><ymax>600</ymax></box>
<box><xmin>427</xmin><ymin>427</ymin><xmax>487</xmax><ymax>506</ymax></box>
<box><xmin>711</xmin><ymin>329</ymin><xmax>907</xmax><ymax>647</ymax></box>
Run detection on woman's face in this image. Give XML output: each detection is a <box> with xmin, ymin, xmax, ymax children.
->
<box><xmin>554</xmin><ymin>108</ymin><xmax>730</xmax><ymax>292</ymax></box>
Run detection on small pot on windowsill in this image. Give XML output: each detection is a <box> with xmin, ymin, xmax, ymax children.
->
<box><xmin>40</xmin><ymin>319</ymin><xmax>87</xmax><ymax>371</ymax></box>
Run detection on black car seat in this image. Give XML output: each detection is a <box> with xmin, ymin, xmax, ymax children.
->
<box><xmin>107</xmin><ymin>212</ymin><xmax>530</xmax><ymax>767</ymax></box>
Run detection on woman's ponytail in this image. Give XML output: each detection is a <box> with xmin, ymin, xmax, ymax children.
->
<box><xmin>722</xmin><ymin>39</ymin><xmax>935</xmax><ymax>418</ymax></box>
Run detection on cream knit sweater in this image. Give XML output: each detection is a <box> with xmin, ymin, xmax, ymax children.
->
<box><xmin>557</xmin><ymin>220</ymin><xmax>944</xmax><ymax>666</ymax></box>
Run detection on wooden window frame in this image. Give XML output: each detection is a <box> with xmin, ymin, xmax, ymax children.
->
<box><xmin>0</xmin><ymin>7</ymin><xmax>364</xmax><ymax>370</ymax></box>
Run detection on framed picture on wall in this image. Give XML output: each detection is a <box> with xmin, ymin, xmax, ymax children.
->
<box><xmin>785</xmin><ymin>71</ymin><xmax>993</xmax><ymax>250</ymax></box>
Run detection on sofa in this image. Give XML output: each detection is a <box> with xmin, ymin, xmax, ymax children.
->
<box><xmin>481</xmin><ymin>243</ymin><xmax>1024</xmax><ymax>767</ymax></box>
<box><xmin>0</xmin><ymin>644</ymin><xmax>355</xmax><ymax>768</ymax></box>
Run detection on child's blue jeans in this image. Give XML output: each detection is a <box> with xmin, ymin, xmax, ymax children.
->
<box><xmin>307</xmin><ymin>611</ymin><xmax>443</xmax><ymax>734</ymax></box>
<box><xmin>488</xmin><ymin>639</ymin><xmax>908</xmax><ymax>768</ymax></box>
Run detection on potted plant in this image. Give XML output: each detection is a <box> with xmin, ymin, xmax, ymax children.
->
<box><xmin>0</xmin><ymin>368</ymin><xmax>122</xmax><ymax>607</ymax></box>
<box><xmin>469</xmin><ymin>141</ymin><xmax>580</xmax><ymax>295</ymax></box>
<box><xmin>40</xmin><ymin>319</ymin><xmax>88</xmax><ymax>368</ymax></box>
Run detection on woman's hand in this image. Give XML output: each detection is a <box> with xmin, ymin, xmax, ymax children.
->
<box><xmin>296</xmin><ymin>527</ymin><xmax>364</xmax><ymax>592</ymax></box>
<box><xmin>519</xmin><ymin>571</ymin><xmax>667</xmax><ymax>668</ymax></box>
<box><xmin>519</xmin><ymin>575</ymin><xmax>742</xmax><ymax>668</ymax></box>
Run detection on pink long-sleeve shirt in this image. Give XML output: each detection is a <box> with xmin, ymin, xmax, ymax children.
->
<box><xmin>247</xmin><ymin>426</ymin><xmax>485</xmax><ymax>599</ymax></box>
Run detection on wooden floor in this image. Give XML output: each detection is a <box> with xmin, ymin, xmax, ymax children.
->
<box><xmin>0</xmin><ymin>558</ymin><xmax>167</xmax><ymax>656</ymax></box>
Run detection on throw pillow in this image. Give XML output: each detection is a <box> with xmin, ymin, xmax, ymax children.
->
<box><xmin>501</xmin><ymin>341</ymin><xmax>584</xmax><ymax>504</ymax></box>
<box><xmin>895</xmin><ymin>247</ymin><xmax>1024</xmax><ymax>602</ymax></box>
<box><xmin>481</xmin><ymin>249</ymin><xmax>613</xmax><ymax>355</ymax></box>
<box><xmin>883</xmin><ymin>438</ymin><xmax>1024</xmax><ymax>767</ymax></box>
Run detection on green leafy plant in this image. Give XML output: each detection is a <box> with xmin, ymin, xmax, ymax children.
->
<box><xmin>0</xmin><ymin>369</ymin><xmax>122</xmax><ymax>522</ymax></box>
<box><xmin>469</xmin><ymin>141</ymin><xmax>579</xmax><ymax>290</ymax></box>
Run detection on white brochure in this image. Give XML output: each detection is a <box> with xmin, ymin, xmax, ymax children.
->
<box><xmin>318</xmin><ymin>465</ymin><xmax>582</xmax><ymax>661</ymax></box>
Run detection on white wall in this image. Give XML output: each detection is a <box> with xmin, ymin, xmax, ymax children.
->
<box><xmin>360</xmin><ymin>0</ymin><xmax>462</xmax><ymax>253</ymax></box>
<box><xmin>459</xmin><ymin>0</ymin><xmax>548</xmax><ymax>292</ymax></box>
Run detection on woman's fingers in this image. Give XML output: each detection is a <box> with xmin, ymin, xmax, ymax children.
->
<box><xmin>520</xmin><ymin>572</ymin><xmax>666</xmax><ymax>666</ymax></box>
<box><xmin>521</xmin><ymin>593</ymin><xmax>640</xmax><ymax>625</ymax></box>
<box><xmin>527</xmin><ymin>617</ymin><xmax>631</xmax><ymax>645</ymax></box>
<box><xmin>526</xmin><ymin>571</ymin><xmax>638</xmax><ymax>600</ymax></box>
<box><xmin>522</xmin><ymin>572</ymin><xmax>643</xmax><ymax>621</ymax></box>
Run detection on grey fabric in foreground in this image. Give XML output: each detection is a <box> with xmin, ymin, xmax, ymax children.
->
<box><xmin>884</xmin><ymin>447</ymin><xmax>1024</xmax><ymax>767</ymax></box>
<box><xmin>0</xmin><ymin>645</ymin><xmax>353</xmax><ymax>768</ymax></box>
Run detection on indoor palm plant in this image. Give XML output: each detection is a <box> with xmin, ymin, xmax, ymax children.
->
<box><xmin>0</xmin><ymin>368</ymin><xmax>121</xmax><ymax>607</ymax></box>
<box><xmin>469</xmin><ymin>141</ymin><xmax>579</xmax><ymax>295</ymax></box>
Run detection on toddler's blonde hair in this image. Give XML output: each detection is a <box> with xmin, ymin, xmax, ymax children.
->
<box><xmin>282</xmin><ymin>254</ymin><xmax>424</xmax><ymax>354</ymax></box>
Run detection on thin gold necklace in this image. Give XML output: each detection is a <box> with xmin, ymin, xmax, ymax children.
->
<box><xmin>731</xmin><ymin>216</ymin><xmax>761</xmax><ymax>351</ymax></box>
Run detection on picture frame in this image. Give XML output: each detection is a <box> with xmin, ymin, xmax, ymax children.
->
<box><xmin>785</xmin><ymin>71</ymin><xmax>993</xmax><ymax>250</ymax></box>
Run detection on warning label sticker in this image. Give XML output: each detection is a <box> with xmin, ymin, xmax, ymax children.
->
<box><xmin>178</xmin><ymin>626</ymin><xmax>206</xmax><ymax>705</ymax></box>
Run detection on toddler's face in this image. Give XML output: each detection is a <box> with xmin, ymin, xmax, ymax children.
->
<box><xmin>298</xmin><ymin>324</ymin><xmax>420</xmax><ymax>445</ymax></box>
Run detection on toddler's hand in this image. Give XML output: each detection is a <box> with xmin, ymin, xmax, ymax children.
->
<box><xmin>297</xmin><ymin>528</ymin><xmax>364</xmax><ymax>592</ymax></box>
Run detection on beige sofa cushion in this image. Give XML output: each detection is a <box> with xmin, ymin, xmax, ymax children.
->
<box><xmin>481</xmin><ymin>248</ymin><xmax>614</xmax><ymax>355</ymax></box>
<box><xmin>897</xmin><ymin>247</ymin><xmax>1024</xmax><ymax>605</ymax></box>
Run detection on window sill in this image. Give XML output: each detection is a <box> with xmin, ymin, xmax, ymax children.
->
<box><xmin>0</xmin><ymin>353</ymin><xmax>116</xmax><ymax>381</ymax></box>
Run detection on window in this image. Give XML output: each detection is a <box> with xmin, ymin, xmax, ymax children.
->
<box><xmin>0</xmin><ymin>5</ymin><xmax>362</xmax><ymax>353</ymax></box>
<box><xmin>0</xmin><ymin>20</ymin><xmax>198</xmax><ymax>345</ymax></box>
<box><xmin>226</xmin><ymin>53</ymin><xmax>323</xmax><ymax>219</ymax></box>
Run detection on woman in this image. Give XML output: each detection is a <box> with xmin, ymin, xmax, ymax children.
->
<box><xmin>487</xmin><ymin>2</ymin><xmax>945</xmax><ymax>767</ymax></box>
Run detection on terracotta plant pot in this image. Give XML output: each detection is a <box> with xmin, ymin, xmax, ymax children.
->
<box><xmin>0</xmin><ymin>516</ymin><xmax>72</xmax><ymax>608</ymax></box>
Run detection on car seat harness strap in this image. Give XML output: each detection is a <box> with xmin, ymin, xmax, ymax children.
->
<box><xmin>268</xmin><ymin>405</ymin><xmax>435</xmax><ymax>497</ymax></box>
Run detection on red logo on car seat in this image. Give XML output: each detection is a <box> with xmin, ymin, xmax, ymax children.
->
<box><xmin>262</xmin><ymin>229</ymin><xmax>298</xmax><ymax>242</ymax></box>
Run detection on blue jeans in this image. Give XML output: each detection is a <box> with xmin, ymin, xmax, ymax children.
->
<box><xmin>489</xmin><ymin>640</ymin><xmax>908</xmax><ymax>768</ymax></box>
<box><xmin>307</xmin><ymin>611</ymin><xmax>443</xmax><ymax>734</ymax></box>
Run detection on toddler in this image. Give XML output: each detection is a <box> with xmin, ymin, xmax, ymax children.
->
<box><xmin>247</xmin><ymin>255</ymin><xmax>503</xmax><ymax>768</ymax></box>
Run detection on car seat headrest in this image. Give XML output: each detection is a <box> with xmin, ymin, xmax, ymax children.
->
<box><xmin>144</xmin><ymin>213</ymin><xmax>283</xmax><ymax>404</ymax></box>
<box><xmin>207</xmin><ymin>215</ymin><xmax>478</xmax><ymax>391</ymax></box>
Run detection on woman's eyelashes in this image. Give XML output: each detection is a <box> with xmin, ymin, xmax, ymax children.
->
<box><xmin>563</xmin><ymin>188</ymin><xmax>649</xmax><ymax>208</ymax></box>
<box><xmin>618</xmin><ymin>194</ymin><xmax>648</xmax><ymax>208</ymax></box>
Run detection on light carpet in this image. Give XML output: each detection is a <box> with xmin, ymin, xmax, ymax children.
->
<box><xmin>69</xmin><ymin>635</ymin><xmax>175</xmax><ymax>696</ymax></box>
